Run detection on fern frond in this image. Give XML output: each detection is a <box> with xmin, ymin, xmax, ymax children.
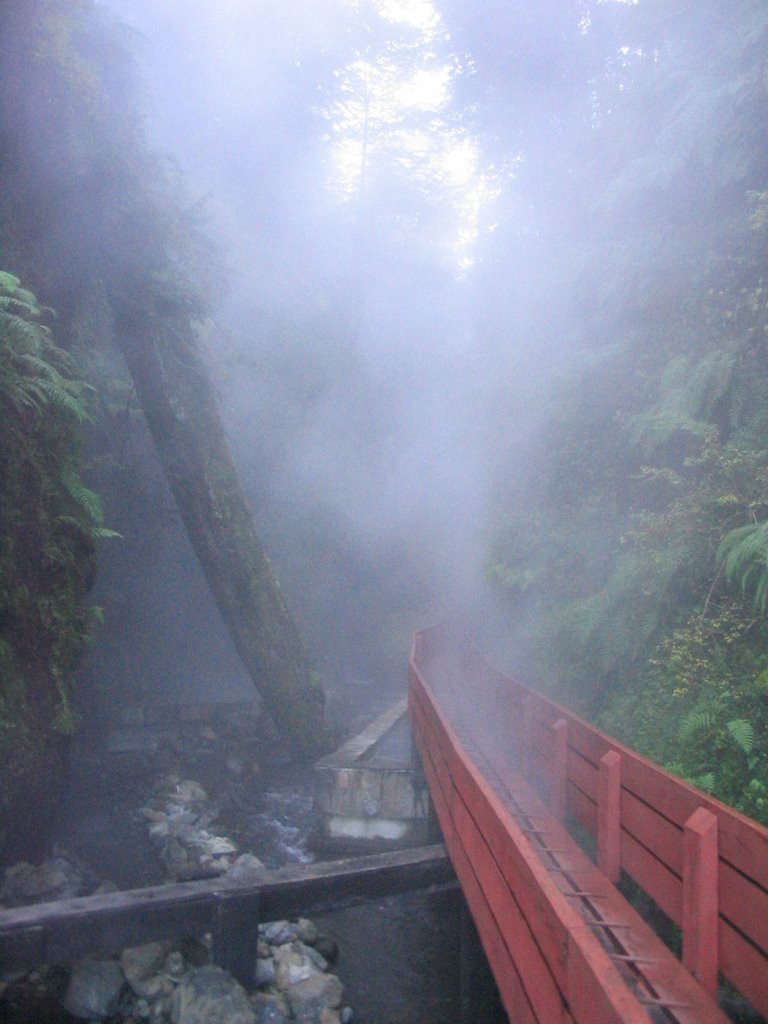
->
<box><xmin>692</xmin><ymin>772</ymin><xmax>716</xmax><ymax>794</ymax></box>
<box><xmin>60</xmin><ymin>469</ymin><xmax>105</xmax><ymax>525</ymax></box>
<box><xmin>726</xmin><ymin>718</ymin><xmax>754</xmax><ymax>755</ymax></box>
<box><xmin>679</xmin><ymin>709</ymin><xmax>717</xmax><ymax>741</ymax></box>
<box><xmin>34</xmin><ymin>379</ymin><xmax>90</xmax><ymax>421</ymax></box>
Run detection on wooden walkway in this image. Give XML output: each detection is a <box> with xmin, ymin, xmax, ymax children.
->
<box><xmin>409</xmin><ymin>624</ymin><xmax>768</xmax><ymax>1024</ymax></box>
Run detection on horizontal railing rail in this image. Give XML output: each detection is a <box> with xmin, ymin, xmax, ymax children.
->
<box><xmin>410</xmin><ymin>624</ymin><xmax>768</xmax><ymax>1020</ymax></box>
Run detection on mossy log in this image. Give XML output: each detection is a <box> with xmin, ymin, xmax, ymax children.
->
<box><xmin>111</xmin><ymin>300</ymin><xmax>328</xmax><ymax>760</ymax></box>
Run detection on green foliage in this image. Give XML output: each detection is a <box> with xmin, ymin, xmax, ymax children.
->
<box><xmin>0</xmin><ymin>271</ymin><xmax>113</xmax><ymax>762</ymax></box>
<box><xmin>717</xmin><ymin>520</ymin><xmax>768</xmax><ymax>614</ymax></box>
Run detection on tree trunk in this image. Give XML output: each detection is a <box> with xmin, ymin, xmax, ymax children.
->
<box><xmin>111</xmin><ymin>299</ymin><xmax>328</xmax><ymax>761</ymax></box>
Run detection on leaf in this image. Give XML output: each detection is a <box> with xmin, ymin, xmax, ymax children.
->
<box><xmin>679</xmin><ymin>709</ymin><xmax>717</xmax><ymax>741</ymax></box>
<box><xmin>726</xmin><ymin>718</ymin><xmax>754</xmax><ymax>755</ymax></box>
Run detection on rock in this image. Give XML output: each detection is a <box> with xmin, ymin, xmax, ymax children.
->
<box><xmin>273</xmin><ymin>946</ymin><xmax>313</xmax><ymax>991</ymax></box>
<box><xmin>254</xmin><ymin>957</ymin><xmax>276</xmax><ymax>989</ymax></box>
<box><xmin>63</xmin><ymin>958</ymin><xmax>126</xmax><ymax>1020</ymax></box>
<box><xmin>92</xmin><ymin>880</ymin><xmax>120</xmax><ymax>896</ymax></box>
<box><xmin>285</xmin><ymin>973</ymin><xmax>344</xmax><ymax>1024</ymax></box>
<box><xmin>252</xmin><ymin>993</ymin><xmax>290</xmax><ymax>1024</ymax></box>
<box><xmin>229</xmin><ymin>854</ymin><xmax>265</xmax><ymax>883</ymax></box>
<box><xmin>260</xmin><ymin>921</ymin><xmax>297</xmax><ymax>946</ymax></box>
<box><xmin>320</xmin><ymin>1011</ymin><xmax>342</xmax><ymax>1024</ymax></box>
<box><xmin>1</xmin><ymin>855</ymin><xmax>86</xmax><ymax>906</ymax></box>
<box><xmin>135</xmin><ymin>998</ymin><xmax>151</xmax><ymax>1019</ymax></box>
<box><xmin>165</xmin><ymin>951</ymin><xmax>186</xmax><ymax>978</ymax></box>
<box><xmin>256</xmin><ymin>940</ymin><xmax>271</xmax><ymax>960</ymax></box>
<box><xmin>121</xmin><ymin>942</ymin><xmax>171</xmax><ymax>997</ymax></box>
<box><xmin>170</xmin><ymin>966</ymin><xmax>254</xmax><ymax>1024</ymax></box>
<box><xmin>340</xmin><ymin>1007</ymin><xmax>353</xmax><ymax>1024</ymax></box>
<box><xmin>298</xmin><ymin>944</ymin><xmax>328</xmax><ymax>974</ymax></box>
<box><xmin>295</xmin><ymin>919</ymin><xmax>319</xmax><ymax>945</ymax></box>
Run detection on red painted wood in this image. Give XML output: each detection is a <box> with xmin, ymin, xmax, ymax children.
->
<box><xmin>419</xmin><ymin>628</ymin><xmax>768</xmax><ymax>1018</ymax></box>
<box><xmin>720</xmin><ymin>917</ymin><xmax>768</xmax><ymax>1018</ymax></box>
<box><xmin>552</xmin><ymin>719</ymin><xmax>569</xmax><ymax>822</ymax></box>
<box><xmin>412</xmin><ymin>659</ymin><xmax>732</xmax><ymax>1024</ymax></box>
<box><xmin>620</xmin><ymin>788</ymin><xmax>683</xmax><ymax>876</ymax></box>
<box><xmin>598</xmin><ymin>751</ymin><xmax>621</xmax><ymax>882</ymax></box>
<box><xmin>567</xmin><ymin>779</ymin><xmax>598</xmax><ymax>836</ymax></box>
<box><xmin>683</xmin><ymin>807</ymin><xmax>719</xmax><ymax>997</ymax></box>
<box><xmin>719</xmin><ymin>859</ymin><xmax>768</xmax><ymax>954</ymax></box>
<box><xmin>409</xmin><ymin>684</ymin><xmax>572</xmax><ymax>989</ymax></box>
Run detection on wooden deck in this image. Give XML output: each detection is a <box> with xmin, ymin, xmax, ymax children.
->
<box><xmin>410</xmin><ymin>625</ymin><xmax>768</xmax><ymax>1024</ymax></box>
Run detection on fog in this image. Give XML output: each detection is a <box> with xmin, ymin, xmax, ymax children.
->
<box><xmin>89</xmin><ymin>0</ymin><xmax>558</xmax><ymax>700</ymax></box>
<box><xmin>76</xmin><ymin>0</ymin><xmax>766</xmax><ymax>731</ymax></box>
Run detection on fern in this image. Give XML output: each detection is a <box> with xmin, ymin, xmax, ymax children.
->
<box><xmin>60</xmin><ymin>468</ymin><xmax>105</xmax><ymax>526</ymax></box>
<box><xmin>726</xmin><ymin>718</ymin><xmax>754</xmax><ymax>755</ymax></box>
<box><xmin>692</xmin><ymin>772</ymin><xmax>716</xmax><ymax>794</ymax></box>
<box><xmin>717</xmin><ymin>520</ymin><xmax>768</xmax><ymax>614</ymax></box>
<box><xmin>679</xmin><ymin>709</ymin><xmax>717</xmax><ymax>741</ymax></box>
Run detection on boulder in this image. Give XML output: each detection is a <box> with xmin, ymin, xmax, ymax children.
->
<box><xmin>63</xmin><ymin>958</ymin><xmax>126</xmax><ymax>1020</ymax></box>
<box><xmin>1</xmin><ymin>854</ymin><xmax>87</xmax><ymax>906</ymax></box>
<box><xmin>228</xmin><ymin>853</ymin><xmax>265</xmax><ymax>883</ymax></box>
<box><xmin>295</xmin><ymin>918</ymin><xmax>319</xmax><ymax>945</ymax></box>
<box><xmin>252</xmin><ymin>993</ymin><xmax>291</xmax><ymax>1024</ymax></box>
<box><xmin>273</xmin><ymin>946</ymin><xmax>313</xmax><ymax>991</ymax></box>
<box><xmin>121</xmin><ymin>942</ymin><xmax>171</xmax><ymax>997</ymax></box>
<box><xmin>285</xmin><ymin>972</ymin><xmax>344</xmax><ymax>1024</ymax></box>
<box><xmin>170</xmin><ymin>965</ymin><xmax>254</xmax><ymax>1024</ymax></box>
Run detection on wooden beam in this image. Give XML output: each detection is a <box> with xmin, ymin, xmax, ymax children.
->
<box><xmin>683</xmin><ymin>807</ymin><xmax>719</xmax><ymax>997</ymax></box>
<box><xmin>598</xmin><ymin>751</ymin><xmax>622</xmax><ymax>883</ymax></box>
<box><xmin>0</xmin><ymin>845</ymin><xmax>453</xmax><ymax>977</ymax></box>
<box><xmin>551</xmin><ymin>719</ymin><xmax>568</xmax><ymax>822</ymax></box>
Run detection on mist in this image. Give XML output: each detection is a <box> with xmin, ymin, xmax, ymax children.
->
<box><xmin>88</xmin><ymin>0</ymin><xmax>555</xmax><ymax>698</ymax></box>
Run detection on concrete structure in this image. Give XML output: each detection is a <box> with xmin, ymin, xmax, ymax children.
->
<box><xmin>313</xmin><ymin>698</ymin><xmax>433</xmax><ymax>853</ymax></box>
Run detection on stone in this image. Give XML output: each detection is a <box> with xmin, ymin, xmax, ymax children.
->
<box><xmin>260</xmin><ymin>921</ymin><xmax>297</xmax><ymax>946</ymax></box>
<box><xmin>63</xmin><ymin>958</ymin><xmax>126</xmax><ymax>1020</ymax></box>
<box><xmin>252</xmin><ymin>993</ymin><xmax>290</xmax><ymax>1024</ymax></box>
<box><xmin>320</xmin><ymin>1011</ymin><xmax>342</xmax><ymax>1024</ymax></box>
<box><xmin>298</xmin><ymin>944</ymin><xmax>328</xmax><ymax>974</ymax></box>
<box><xmin>295</xmin><ymin>918</ymin><xmax>319</xmax><ymax>945</ymax></box>
<box><xmin>229</xmin><ymin>854</ymin><xmax>265</xmax><ymax>883</ymax></box>
<box><xmin>121</xmin><ymin>942</ymin><xmax>171</xmax><ymax>997</ymax></box>
<box><xmin>254</xmin><ymin>957</ymin><xmax>276</xmax><ymax>989</ymax></box>
<box><xmin>165</xmin><ymin>951</ymin><xmax>186</xmax><ymax>978</ymax></box>
<box><xmin>273</xmin><ymin>946</ymin><xmax>313</xmax><ymax>991</ymax></box>
<box><xmin>340</xmin><ymin>1008</ymin><xmax>353</xmax><ymax>1024</ymax></box>
<box><xmin>256</xmin><ymin>940</ymin><xmax>271</xmax><ymax>960</ymax></box>
<box><xmin>170</xmin><ymin>966</ymin><xmax>254</xmax><ymax>1024</ymax></box>
<box><xmin>285</xmin><ymin>972</ymin><xmax>344</xmax><ymax>1024</ymax></box>
<box><xmin>92</xmin><ymin>880</ymin><xmax>120</xmax><ymax>895</ymax></box>
<box><xmin>1</xmin><ymin>855</ymin><xmax>86</xmax><ymax>906</ymax></box>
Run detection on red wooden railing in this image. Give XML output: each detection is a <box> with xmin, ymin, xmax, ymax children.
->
<box><xmin>409</xmin><ymin>624</ymin><xmax>768</xmax><ymax>1022</ymax></box>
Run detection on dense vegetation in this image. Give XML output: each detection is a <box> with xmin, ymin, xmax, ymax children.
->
<box><xmin>478</xmin><ymin>1</ymin><xmax>768</xmax><ymax>822</ymax></box>
<box><xmin>0</xmin><ymin>271</ymin><xmax>102</xmax><ymax>854</ymax></box>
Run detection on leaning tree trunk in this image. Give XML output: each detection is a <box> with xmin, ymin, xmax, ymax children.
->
<box><xmin>110</xmin><ymin>298</ymin><xmax>328</xmax><ymax>760</ymax></box>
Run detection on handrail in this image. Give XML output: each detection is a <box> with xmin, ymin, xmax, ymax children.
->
<box><xmin>411</xmin><ymin>624</ymin><xmax>768</xmax><ymax>1020</ymax></box>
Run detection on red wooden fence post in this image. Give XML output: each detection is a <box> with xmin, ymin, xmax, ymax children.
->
<box><xmin>683</xmin><ymin>806</ymin><xmax>719</xmax><ymax>997</ymax></box>
<box><xmin>598</xmin><ymin>750</ymin><xmax>622</xmax><ymax>883</ymax></box>
<box><xmin>521</xmin><ymin>695</ymin><xmax>535</xmax><ymax>774</ymax></box>
<box><xmin>552</xmin><ymin>718</ymin><xmax>568</xmax><ymax>821</ymax></box>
